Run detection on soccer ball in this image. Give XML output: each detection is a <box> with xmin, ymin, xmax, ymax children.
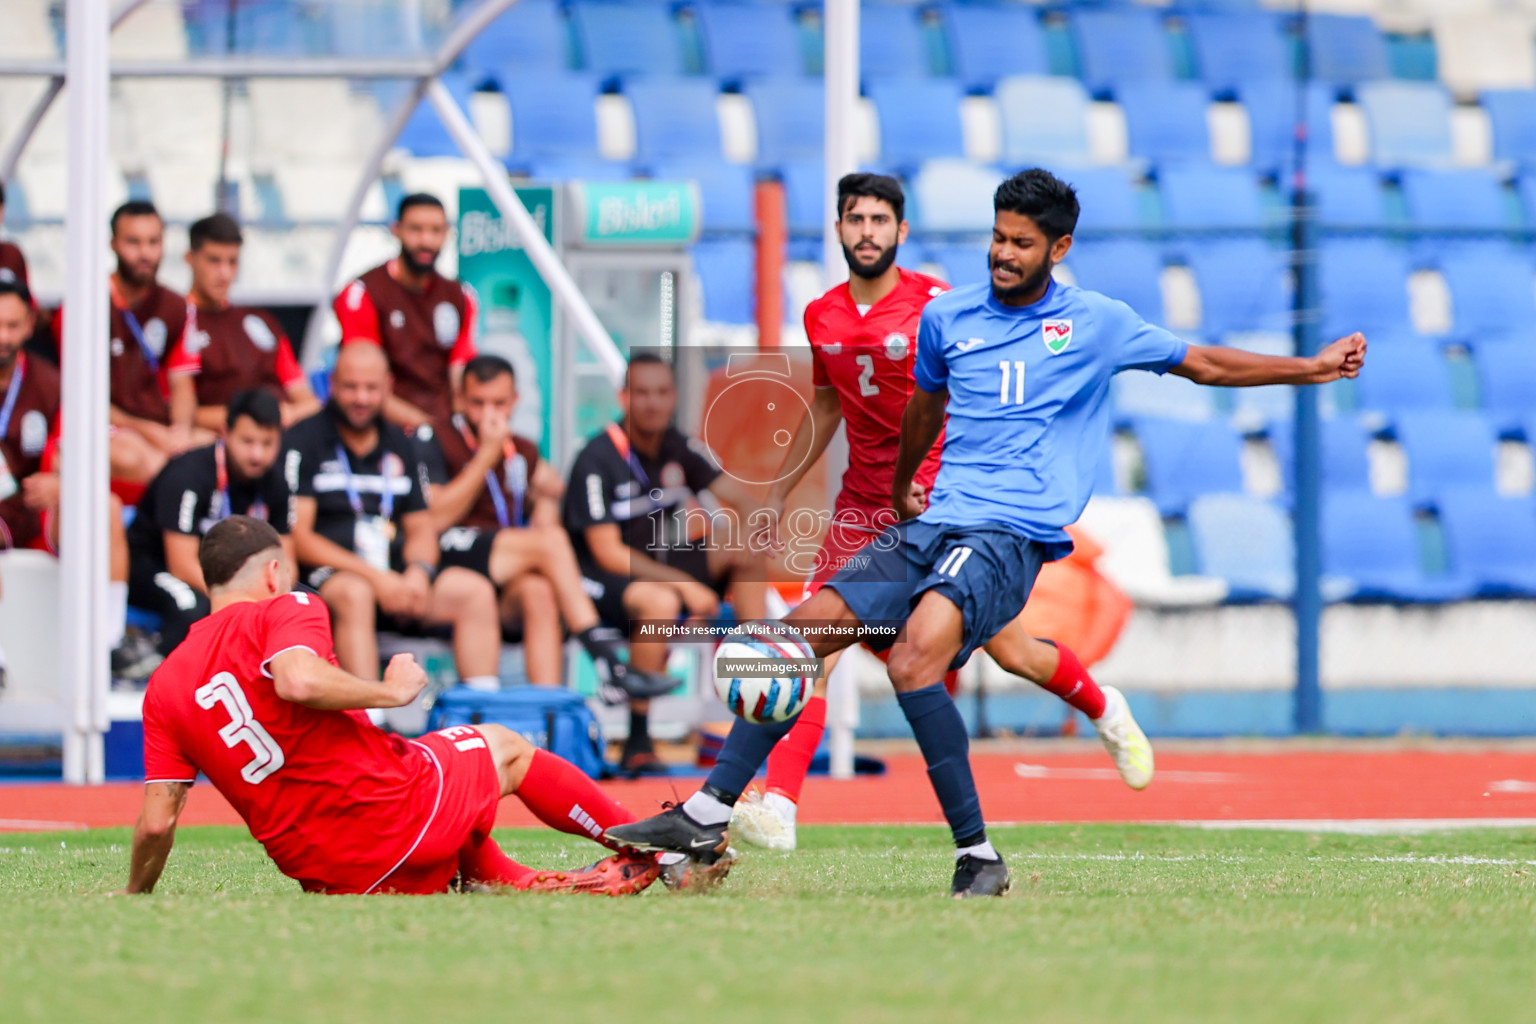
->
<box><xmin>712</xmin><ymin>621</ymin><xmax>817</xmax><ymax>724</ymax></box>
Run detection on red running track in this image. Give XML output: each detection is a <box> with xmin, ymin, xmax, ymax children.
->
<box><xmin>3</xmin><ymin>749</ymin><xmax>1536</xmax><ymax>832</ymax></box>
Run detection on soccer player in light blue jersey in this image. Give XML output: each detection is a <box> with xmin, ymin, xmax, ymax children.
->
<box><xmin>608</xmin><ymin>169</ymin><xmax>1368</xmax><ymax>897</ymax></box>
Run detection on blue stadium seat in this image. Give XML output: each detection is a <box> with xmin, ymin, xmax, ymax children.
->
<box><xmin>499</xmin><ymin>74</ymin><xmax>602</xmax><ymax>165</ymax></box>
<box><xmin>1318</xmin><ymin>239</ymin><xmax>1413</xmax><ymax>338</ymax></box>
<box><xmin>859</xmin><ymin>4</ymin><xmax>930</xmax><ymax>80</ymax></box>
<box><xmin>1353</xmin><ymin>340</ymin><xmax>1454</xmax><ymax>412</ymax></box>
<box><xmin>461</xmin><ymin>0</ymin><xmax>567</xmax><ymax>82</ymax></box>
<box><xmin>995</xmin><ymin>76</ymin><xmax>1093</xmax><ymax>168</ymax></box>
<box><xmin>1303</xmin><ymin>163</ymin><xmax>1386</xmax><ymax>228</ymax></box>
<box><xmin>909</xmin><ymin>160</ymin><xmax>1004</xmax><ymax>232</ymax></box>
<box><xmin>1070</xmin><ymin>7</ymin><xmax>1173</xmax><ymax>94</ymax></box>
<box><xmin>693</xmin><ymin>3</ymin><xmax>802</xmax><ymax>81</ymax></box>
<box><xmin>1119</xmin><ymin>82</ymin><xmax>1212</xmax><ymax>165</ymax></box>
<box><xmin>1051</xmin><ymin>167</ymin><xmax>1141</xmax><ymax>233</ymax></box>
<box><xmin>570</xmin><ymin>2</ymin><xmax>684</xmax><ymax>77</ymax></box>
<box><xmin>1185</xmin><ymin>240</ymin><xmax>1290</xmax><ymax>337</ymax></box>
<box><xmin>1400</xmin><ymin>169</ymin><xmax>1508</xmax><ymax>230</ymax></box>
<box><xmin>1066</xmin><ymin>240</ymin><xmax>1166</xmax><ymax>325</ymax></box>
<box><xmin>1474</xmin><ymin>339</ymin><xmax>1536</xmax><ymax>428</ymax></box>
<box><xmin>745</xmin><ymin>78</ymin><xmax>823</xmax><ymax>168</ymax></box>
<box><xmin>929</xmin><ymin>245</ymin><xmax>989</xmax><ymax>288</ymax></box>
<box><xmin>940</xmin><ymin>5</ymin><xmax>1049</xmax><ymax>90</ymax></box>
<box><xmin>778</xmin><ymin>159</ymin><xmax>825</xmax><ymax>235</ymax></box>
<box><xmin>1481</xmin><ymin>90</ymin><xmax>1536</xmax><ymax>169</ymax></box>
<box><xmin>1306</xmin><ymin>14</ymin><xmax>1390</xmax><ymax>85</ymax></box>
<box><xmin>528</xmin><ymin>158</ymin><xmax>632</xmax><ymax>181</ymax></box>
<box><xmin>1112</xmin><ymin>370</ymin><xmax>1216</xmax><ymax>423</ymax></box>
<box><xmin>625</xmin><ymin>78</ymin><xmax>722</xmax><ymax>162</ymax></box>
<box><xmin>1438</xmin><ymin>245</ymin><xmax>1536</xmax><ymax>337</ymax></box>
<box><xmin>328</xmin><ymin>1</ymin><xmax>413</xmax><ymax>56</ymax></box>
<box><xmin>650</xmin><ymin>160</ymin><xmax>756</xmax><ymax>234</ymax></box>
<box><xmin>1355</xmin><ymin>82</ymin><xmax>1455</xmax><ymax>168</ymax></box>
<box><xmin>1186</xmin><ymin>13</ymin><xmax>1289</xmax><ymax>91</ymax></box>
<box><xmin>1158</xmin><ymin>165</ymin><xmax>1265</xmax><ymax>229</ymax></box>
<box><xmin>1323</xmin><ymin>492</ymin><xmax>1472</xmax><ymax>602</ymax></box>
<box><xmin>1270</xmin><ymin>415</ymin><xmax>1375</xmax><ymax>493</ymax></box>
<box><xmin>1436</xmin><ymin>489</ymin><xmax>1536</xmax><ymax>596</ymax></box>
<box><xmin>1132</xmin><ymin>417</ymin><xmax>1246</xmax><ymax>515</ymax></box>
<box><xmin>691</xmin><ymin>238</ymin><xmax>755</xmax><ymax>323</ymax></box>
<box><xmin>868</xmin><ymin>79</ymin><xmax>965</xmax><ymax>168</ymax></box>
<box><xmin>189</xmin><ymin>0</ymin><xmax>311</xmax><ymax>55</ymax></box>
<box><xmin>1393</xmin><ymin>410</ymin><xmax>1499</xmax><ymax>501</ymax></box>
<box><xmin>1188</xmin><ymin>494</ymin><xmax>1295</xmax><ymax>600</ymax></box>
<box><xmin>395</xmin><ymin>73</ymin><xmax>474</xmax><ymax>158</ymax></box>
<box><xmin>1240</xmin><ymin>81</ymin><xmax>1336</xmax><ymax>176</ymax></box>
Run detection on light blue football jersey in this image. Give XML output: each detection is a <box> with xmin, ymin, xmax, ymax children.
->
<box><xmin>912</xmin><ymin>278</ymin><xmax>1188</xmax><ymax>556</ymax></box>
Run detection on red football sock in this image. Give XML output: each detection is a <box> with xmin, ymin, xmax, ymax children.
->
<box><xmin>458</xmin><ymin>834</ymin><xmax>537</xmax><ymax>889</ymax></box>
<box><xmin>1037</xmin><ymin>642</ymin><xmax>1108</xmax><ymax>719</ymax></box>
<box><xmin>765</xmin><ymin>695</ymin><xmax>827</xmax><ymax>803</ymax></box>
<box><xmin>516</xmin><ymin>749</ymin><xmax>636</xmax><ymax>851</ymax></box>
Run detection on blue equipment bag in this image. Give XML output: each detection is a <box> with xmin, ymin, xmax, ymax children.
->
<box><xmin>426</xmin><ymin>685</ymin><xmax>610</xmax><ymax>779</ymax></box>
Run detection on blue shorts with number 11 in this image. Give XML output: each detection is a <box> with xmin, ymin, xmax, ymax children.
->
<box><xmin>823</xmin><ymin>519</ymin><xmax>1051</xmax><ymax>670</ymax></box>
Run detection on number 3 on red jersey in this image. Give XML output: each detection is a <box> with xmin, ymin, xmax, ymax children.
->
<box><xmin>195</xmin><ymin>672</ymin><xmax>286</xmax><ymax>784</ymax></box>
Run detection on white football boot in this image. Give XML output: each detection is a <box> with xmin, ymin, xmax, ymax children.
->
<box><xmin>1092</xmin><ymin>685</ymin><xmax>1154</xmax><ymax>790</ymax></box>
<box><xmin>729</xmin><ymin>790</ymin><xmax>798</xmax><ymax>851</ymax></box>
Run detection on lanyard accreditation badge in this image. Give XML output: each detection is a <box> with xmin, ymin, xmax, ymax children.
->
<box><xmin>212</xmin><ymin>441</ymin><xmax>267</xmax><ymax>523</ymax></box>
<box><xmin>337</xmin><ymin>443</ymin><xmax>399</xmax><ymax>572</ymax></box>
<box><xmin>0</xmin><ymin>357</ymin><xmax>26</xmax><ymax>502</ymax></box>
<box><xmin>455</xmin><ymin>415</ymin><xmax>525</xmax><ymax>529</ymax></box>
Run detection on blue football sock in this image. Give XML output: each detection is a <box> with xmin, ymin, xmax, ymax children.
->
<box><xmin>897</xmin><ymin>682</ymin><xmax>986</xmax><ymax>848</ymax></box>
<box><xmin>703</xmin><ymin>714</ymin><xmax>797</xmax><ymax>805</ymax></box>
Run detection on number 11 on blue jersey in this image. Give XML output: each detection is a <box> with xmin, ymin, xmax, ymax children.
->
<box><xmin>999</xmin><ymin>360</ymin><xmax>1026</xmax><ymax>405</ymax></box>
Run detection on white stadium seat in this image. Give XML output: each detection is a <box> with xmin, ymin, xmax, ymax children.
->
<box><xmin>1075</xmin><ymin>496</ymin><xmax>1230</xmax><ymax>608</ymax></box>
<box><xmin>909</xmin><ymin>159</ymin><xmax>1004</xmax><ymax>233</ymax></box>
<box><xmin>1434</xmin><ymin>14</ymin><xmax>1536</xmax><ymax>95</ymax></box>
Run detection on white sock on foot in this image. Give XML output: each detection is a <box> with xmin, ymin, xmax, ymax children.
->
<box><xmin>682</xmin><ymin>791</ymin><xmax>733</xmax><ymax>826</ymax></box>
<box><xmin>956</xmin><ymin>840</ymin><xmax>999</xmax><ymax>861</ymax></box>
<box><xmin>463</xmin><ymin>675</ymin><xmax>499</xmax><ymax>692</ymax></box>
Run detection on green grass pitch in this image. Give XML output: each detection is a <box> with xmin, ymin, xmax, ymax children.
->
<box><xmin>3</xmin><ymin>823</ymin><xmax>1534</xmax><ymax>1023</ymax></box>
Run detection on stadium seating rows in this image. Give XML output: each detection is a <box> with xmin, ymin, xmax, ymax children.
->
<box><xmin>15</xmin><ymin>0</ymin><xmax>1536</xmax><ymax>605</ymax></box>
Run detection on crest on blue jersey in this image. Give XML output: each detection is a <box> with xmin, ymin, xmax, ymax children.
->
<box><xmin>1042</xmin><ymin>319</ymin><xmax>1073</xmax><ymax>355</ymax></box>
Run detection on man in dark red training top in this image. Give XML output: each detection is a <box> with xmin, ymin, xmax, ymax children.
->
<box><xmin>183</xmin><ymin>213</ymin><xmax>321</xmax><ymax>433</ymax></box>
<box><xmin>123</xmin><ymin>515</ymin><xmax>663</xmax><ymax>896</ymax></box>
<box><xmin>332</xmin><ymin>193</ymin><xmax>477</xmax><ymax>431</ymax></box>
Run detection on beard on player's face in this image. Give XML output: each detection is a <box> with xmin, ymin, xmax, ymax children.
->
<box><xmin>989</xmin><ymin>249</ymin><xmax>1055</xmax><ymax>304</ymax></box>
<box><xmin>842</xmin><ymin>239</ymin><xmax>898</xmax><ymax>281</ymax></box>
<box><xmin>116</xmin><ymin>255</ymin><xmax>159</xmax><ymax>288</ymax></box>
<box><xmin>400</xmin><ymin>245</ymin><xmax>439</xmax><ymax>275</ymax></box>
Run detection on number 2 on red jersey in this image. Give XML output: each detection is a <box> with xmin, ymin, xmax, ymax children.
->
<box><xmin>195</xmin><ymin>672</ymin><xmax>286</xmax><ymax>784</ymax></box>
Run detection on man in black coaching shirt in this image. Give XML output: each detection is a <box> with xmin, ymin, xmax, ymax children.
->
<box><xmin>284</xmin><ymin>343</ymin><xmax>501</xmax><ymax>690</ymax></box>
<box><xmin>128</xmin><ymin>393</ymin><xmax>295</xmax><ymax>655</ymax></box>
<box><xmin>563</xmin><ymin>354</ymin><xmax>766</xmax><ymax>774</ymax></box>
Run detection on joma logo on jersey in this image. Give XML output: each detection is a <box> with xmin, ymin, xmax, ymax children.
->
<box><xmin>1042</xmin><ymin>319</ymin><xmax>1073</xmax><ymax>354</ymax></box>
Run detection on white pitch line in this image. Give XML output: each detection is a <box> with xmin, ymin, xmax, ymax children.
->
<box><xmin>0</xmin><ymin>819</ymin><xmax>88</xmax><ymax>831</ymax></box>
<box><xmin>1179</xmin><ymin>818</ymin><xmax>1536</xmax><ymax>835</ymax></box>
<box><xmin>1488</xmin><ymin>779</ymin><xmax>1536</xmax><ymax>794</ymax></box>
<box><xmin>1013</xmin><ymin>763</ymin><xmax>1238</xmax><ymax>783</ymax></box>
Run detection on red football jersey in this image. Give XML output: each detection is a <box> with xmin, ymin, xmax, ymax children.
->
<box><xmin>142</xmin><ymin>592</ymin><xmax>440</xmax><ymax>892</ymax></box>
<box><xmin>804</xmin><ymin>267</ymin><xmax>949</xmax><ymax>523</ymax></box>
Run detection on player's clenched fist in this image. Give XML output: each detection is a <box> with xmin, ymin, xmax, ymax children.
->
<box><xmin>382</xmin><ymin>653</ymin><xmax>430</xmax><ymax>707</ymax></box>
<box><xmin>1312</xmin><ymin>332</ymin><xmax>1367</xmax><ymax>382</ymax></box>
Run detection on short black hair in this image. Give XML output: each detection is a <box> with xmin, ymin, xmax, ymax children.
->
<box><xmin>226</xmin><ymin>389</ymin><xmax>282</xmax><ymax>431</ymax></box>
<box><xmin>199</xmin><ymin>515</ymin><xmax>284</xmax><ymax>589</ymax></box>
<box><xmin>189</xmin><ymin>212</ymin><xmax>243</xmax><ymax>251</ymax></box>
<box><xmin>624</xmin><ymin>351</ymin><xmax>673</xmax><ymax>387</ymax></box>
<box><xmin>837</xmin><ymin>173</ymin><xmax>905</xmax><ymax>223</ymax></box>
<box><xmin>0</xmin><ymin>278</ymin><xmax>32</xmax><ymax>308</ymax></box>
<box><xmin>463</xmin><ymin>354</ymin><xmax>515</xmax><ymax>386</ymax></box>
<box><xmin>111</xmin><ymin>200</ymin><xmax>160</xmax><ymax>235</ymax></box>
<box><xmin>993</xmin><ymin>169</ymin><xmax>1080</xmax><ymax>243</ymax></box>
<box><xmin>398</xmin><ymin>193</ymin><xmax>445</xmax><ymax>221</ymax></box>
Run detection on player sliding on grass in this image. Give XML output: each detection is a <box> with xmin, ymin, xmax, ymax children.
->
<box><xmin>609</xmin><ymin>169</ymin><xmax>1367</xmax><ymax>897</ymax></box>
<box><xmin>122</xmin><ymin>515</ymin><xmax>665</xmax><ymax>897</ymax></box>
<box><xmin>732</xmin><ymin>173</ymin><xmax>1151</xmax><ymax>853</ymax></box>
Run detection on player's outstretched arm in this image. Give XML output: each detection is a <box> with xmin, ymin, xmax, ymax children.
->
<box><xmin>121</xmin><ymin>781</ymin><xmax>191</xmax><ymax>895</ymax></box>
<box><xmin>892</xmin><ymin>385</ymin><xmax>947</xmax><ymax>519</ymax></box>
<box><xmin>268</xmin><ymin>649</ymin><xmax>428</xmax><ymax>711</ymax></box>
<box><xmin>1171</xmin><ymin>332</ymin><xmax>1366</xmax><ymax>388</ymax></box>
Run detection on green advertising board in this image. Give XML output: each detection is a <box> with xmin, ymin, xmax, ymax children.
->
<box><xmin>567</xmin><ymin>181</ymin><xmax>702</xmax><ymax>247</ymax></box>
<box><xmin>457</xmin><ymin>186</ymin><xmax>556</xmax><ymax>455</ymax></box>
